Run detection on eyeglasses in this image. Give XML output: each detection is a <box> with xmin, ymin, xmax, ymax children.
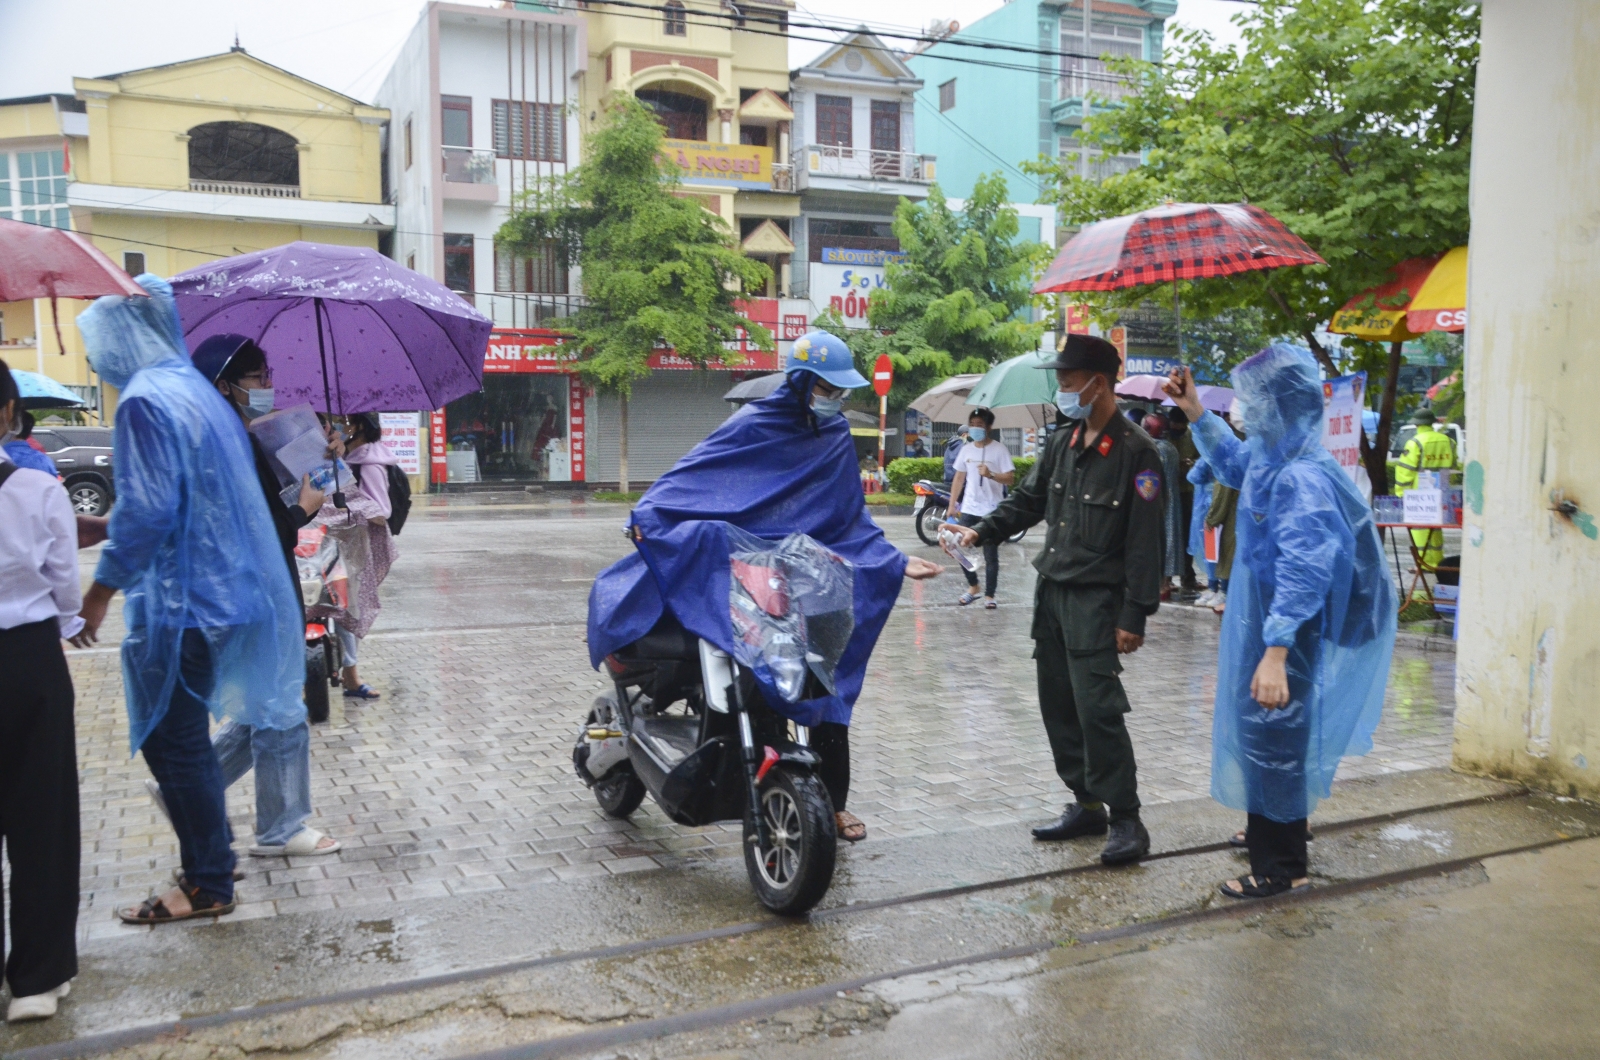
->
<box><xmin>235</xmin><ymin>367</ymin><xmax>274</xmax><ymax>387</ymax></box>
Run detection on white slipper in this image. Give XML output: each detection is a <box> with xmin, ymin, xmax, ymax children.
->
<box><xmin>7</xmin><ymin>981</ymin><xmax>70</xmax><ymax>1023</ymax></box>
<box><xmin>250</xmin><ymin>827</ymin><xmax>340</xmax><ymax>857</ymax></box>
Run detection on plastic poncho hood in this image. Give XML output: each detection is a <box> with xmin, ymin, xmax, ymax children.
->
<box><xmin>1191</xmin><ymin>344</ymin><xmax>1396</xmax><ymax>821</ymax></box>
<box><xmin>587</xmin><ymin>372</ymin><xmax>907</xmax><ymax>727</ymax></box>
<box><xmin>80</xmin><ymin>276</ymin><xmax>306</xmax><ymax>752</ymax></box>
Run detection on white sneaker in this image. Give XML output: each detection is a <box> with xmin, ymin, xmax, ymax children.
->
<box><xmin>1211</xmin><ymin>591</ymin><xmax>1227</xmax><ymax>614</ymax></box>
<box><xmin>7</xmin><ymin>981</ymin><xmax>70</xmax><ymax>1023</ymax></box>
<box><xmin>1192</xmin><ymin>590</ymin><xmax>1216</xmax><ymax>608</ymax></box>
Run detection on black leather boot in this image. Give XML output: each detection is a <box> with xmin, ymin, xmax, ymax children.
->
<box><xmin>1100</xmin><ymin>817</ymin><xmax>1151</xmax><ymax>864</ymax></box>
<box><xmin>1031</xmin><ymin>803</ymin><xmax>1109</xmax><ymax>841</ymax></box>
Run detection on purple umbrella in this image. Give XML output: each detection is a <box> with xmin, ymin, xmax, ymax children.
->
<box><xmin>170</xmin><ymin>242</ymin><xmax>491</xmax><ymax>414</ymax></box>
<box><xmin>1113</xmin><ymin>373</ymin><xmax>1171</xmax><ymax>401</ymax></box>
<box><xmin>1162</xmin><ymin>384</ymin><xmax>1235</xmax><ymax>413</ymax></box>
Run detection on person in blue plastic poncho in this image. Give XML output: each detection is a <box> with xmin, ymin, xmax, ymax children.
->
<box><xmin>72</xmin><ymin>277</ymin><xmax>305</xmax><ymax>925</ymax></box>
<box><xmin>1164</xmin><ymin>349</ymin><xmax>1396</xmax><ymax>899</ymax></box>
<box><xmin>587</xmin><ymin>332</ymin><xmax>942</xmax><ymax>843</ymax></box>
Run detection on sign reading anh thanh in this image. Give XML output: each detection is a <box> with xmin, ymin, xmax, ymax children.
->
<box><xmin>659</xmin><ymin>139</ymin><xmax>773</xmax><ymax>190</ymax></box>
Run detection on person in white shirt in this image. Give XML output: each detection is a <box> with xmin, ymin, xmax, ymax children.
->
<box><xmin>947</xmin><ymin>408</ymin><xmax>1016</xmax><ymax>609</ymax></box>
<box><xmin>0</xmin><ymin>362</ymin><xmax>82</xmax><ymax>1023</ymax></box>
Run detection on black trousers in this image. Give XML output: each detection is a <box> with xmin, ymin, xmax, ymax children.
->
<box><xmin>1247</xmin><ymin>813</ymin><xmax>1308</xmax><ymax>880</ymax></box>
<box><xmin>811</xmin><ymin>722</ymin><xmax>849</xmax><ymax>812</ymax></box>
<box><xmin>1032</xmin><ymin>582</ymin><xmax>1140</xmax><ymax>820</ymax></box>
<box><xmin>1</xmin><ymin>619</ymin><xmax>80</xmax><ymax>998</ymax></box>
<box><xmin>957</xmin><ymin>513</ymin><xmax>1000</xmax><ymax>597</ymax></box>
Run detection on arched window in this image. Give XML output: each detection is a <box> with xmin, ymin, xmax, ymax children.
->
<box><xmin>636</xmin><ymin>87</ymin><xmax>707</xmax><ymax>141</ymax></box>
<box><xmin>663</xmin><ymin>0</ymin><xmax>687</xmax><ymax>36</ymax></box>
<box><xmin>187</xmin><ymin>122</ymin><xmax>299</xmax><ymax>188</ymax></box>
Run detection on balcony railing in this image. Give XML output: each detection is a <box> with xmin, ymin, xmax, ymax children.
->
<box><xmin>1057</xmin><ymin>63</ymin><xmax>1138</xmax><ymax>103</ymax></box>
<box><xmin>798</xmin><ymin>145</ymin><xmax>935</xmax><ymax>183</ymax></box>
<box><xmin>443</xmin><ymin>147</ymin><xmax>497</xmax><ymax>185</ymax></box>
<box><xmin>476</xmin><ymin>292</ymin><xmax>586</xmax><ymax>330</ymax></box>
<box><xmin>188</xmin><ymin>179</ymin><xmax>301</xmax><ymax>198</ymax></box>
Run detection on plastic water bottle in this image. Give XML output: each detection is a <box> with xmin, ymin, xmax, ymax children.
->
<box><xmin>937</xmin><ymin>521</ymin><xmax>977</xmax><ymax>572</ymax></box>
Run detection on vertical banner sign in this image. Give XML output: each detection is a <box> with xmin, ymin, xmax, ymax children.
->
<box><xmin>1108</xmin><ymin>326</ymin><xmax>1128</xmax><ymax>378</ymax></box>
<box><xmin>429</xmin><ymin>409</ymin><xmax>448</xmax><ymax>484</ymax></box>
<box><xmin>568</xmin><ymin>377</ymin><xmax>586</xmax><ymax>482</ymax></box>
<box><xmin>1320</xmin><ymin>371</ymin><xmax>1367</xmax><ymax>484</ymax></box>
<box><xmin>379</xmin><ymin>412</ymin><xmax>422</xmax><ymax>476</ymax></box>
<box><xmin>873</xmin><ymin>354</ymin><xmax>894</xmax><ymax>470</ymax></box>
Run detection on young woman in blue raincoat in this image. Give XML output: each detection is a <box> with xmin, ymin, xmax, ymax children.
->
<box><xmin>588</xmin><ymin>332</ymin><xmax>942</xmax><ymax>843</ymax></box>
<box><xmin>1164</xmin><ymin>349</ymin><xmax>1396</xmax><ymax>898</ymax></box>
<box><xmin>73</xmin><ymin>278</ymin><xmax>305</xmax><ymax>924</ymax></box>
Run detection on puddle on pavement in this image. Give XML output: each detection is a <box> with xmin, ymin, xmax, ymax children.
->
<box><xmin>1378</xmin><ymin>822</ymin><xmax>1453</xmax><ymax>854</ymax></box>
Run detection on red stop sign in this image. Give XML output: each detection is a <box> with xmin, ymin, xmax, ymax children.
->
<box><xmin>872</xmin><ymin>354</ymin><xmax>894</xmax><ymax>397</ymax></box>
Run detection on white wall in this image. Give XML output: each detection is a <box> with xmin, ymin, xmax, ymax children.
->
<box><xmin>377</xmin><ymin>11</ymin><xmax>433</xmax><ymax>277</ymax></box>
<box><xmin>1453</xmin><ymin>0</ymin><xmax>1600</xmax><ymax>797</ymax></box>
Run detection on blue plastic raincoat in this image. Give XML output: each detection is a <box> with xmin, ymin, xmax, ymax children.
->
<box><xmin>80</xmin><ymin>276</ymin><xmax>305</xmax><ymax>753</ymax></box>
<box><xmin>1186</xmin><ymin>458</ymin><xmax>1215</xmax><ymax>563</ymax></box>
<box><xmin>1190</xmin><ymin>345</ymin><xmax>1396</xmax><ymax>822</ymax></box>
<box><xmin>587</xmin><ymin>373</ymin><xmax>908</xmax><ymax>727</ymax></box>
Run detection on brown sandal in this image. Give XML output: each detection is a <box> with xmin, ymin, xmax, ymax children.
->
<box><xmin>119</xmin><ymin>883</ymin><xmax>236</xmax><ymax>924</ymax></box>
<box><xmin>835</xmin><ymin>811</ymin><xmax>867</xmax><ymax>843</ymax></box>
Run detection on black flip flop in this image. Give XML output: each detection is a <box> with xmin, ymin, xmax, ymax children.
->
<box><xmin>1218</xmin><ymin>875</ymin><xmax>1312</xmax><ymax>900</ymax></box>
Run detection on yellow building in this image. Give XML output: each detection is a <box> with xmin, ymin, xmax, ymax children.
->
<box><xmin>0</xmin><ymin>48</ymin><xmax>392</xmax><ymax>416</ymax></box>
<box><xmin>580</xmin><ymin>0</ymin><xmax>801</xmax><ymax>294</ymax></box>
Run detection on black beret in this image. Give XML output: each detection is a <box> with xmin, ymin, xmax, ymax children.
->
<box><xmin>1039</xmin><ymin>333</ymin><xmax>1122</xmax><ymax>374</ymax></box>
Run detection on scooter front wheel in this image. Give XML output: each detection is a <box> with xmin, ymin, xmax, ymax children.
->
<box><xmin>915</xmin><ymin>503</ymin><xmax>948</xmax><ymax>546</ymax></box>
<box><xmin>744</xmin><ymin>767</ymin><xmax>837</xmax><ymax>915</ymax></box>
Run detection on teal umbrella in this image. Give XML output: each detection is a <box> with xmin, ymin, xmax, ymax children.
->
<box><xmin>9</xmin><ymin>368</ymin><xmax>86</xmax><ymax>410</ymax></box>
<box><xmin>965</xmin><ymin>349</ymin><xmax>1058</xmax><ymax>409</ymax></box>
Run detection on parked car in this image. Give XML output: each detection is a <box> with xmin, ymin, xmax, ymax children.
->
<box><xmin>31</xmin><ymin>425</ymin><xmax>115</xmax><ymax>515</ymax></box>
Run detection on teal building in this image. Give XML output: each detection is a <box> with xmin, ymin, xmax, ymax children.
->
<box><xmin>905</xmin><ymin>0</ymin><xmax>1174</xmax><ymax>205</ymax></box>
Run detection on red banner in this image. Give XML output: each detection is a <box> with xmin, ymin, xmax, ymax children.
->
<box><xmin>568</xmin><ymin>376</ymin><xmax>586</xmax><ymax>481</ymax></box>
<box><xmin>429</xmin><ymin>409</ymin><xmax>447</xmax><ymax>484</ymax></box>
<box><xmin>483</xmin><ymin>299</ymin><xmax>781</xmax><ymax>375</ymax></box>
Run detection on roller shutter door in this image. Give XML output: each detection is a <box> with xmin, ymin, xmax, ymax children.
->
<box><xmin>586</xmin><ymin>372</ymin><xmax>737</xmax><ymax>484</ymax></box>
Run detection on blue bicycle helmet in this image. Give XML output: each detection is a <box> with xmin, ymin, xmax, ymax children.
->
<box><xmin>786</xmin><ymin>331</ymin><xmax>869</xmax><ymax>389</ymax></box>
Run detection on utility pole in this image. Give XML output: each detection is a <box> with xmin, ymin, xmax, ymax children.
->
<box><xmin>1079</xmin><ymin>0</ymin><xmax>1092</xmax><ymax>180</ymax></box>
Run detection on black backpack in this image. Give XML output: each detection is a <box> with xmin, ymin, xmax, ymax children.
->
<box><xmin>384</xmin><ymin>464</ymin><xmax>413</xmax><ymax>536</ymax></box>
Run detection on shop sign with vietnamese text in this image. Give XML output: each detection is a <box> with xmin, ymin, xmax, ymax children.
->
<box><xmin>379</xmin><ymin>412</ymin><xmax>422</xmax><ymax>476</ymax></box>
<box><xmin>808</xmin><ymin>262</ymin><xmax>885</xmax><ymax>328</ymax></box>
<box><xmin>820</xmin><ymin>247</ymin><xmax>905</xmax><ymax>266</ymax></box>
<box><xmin>659</xmin><ymin>139</ymin><xmax>773</xmax><ymax>190</ymax></box>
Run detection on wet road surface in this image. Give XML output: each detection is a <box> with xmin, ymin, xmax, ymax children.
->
<box><xmin>1</xmin><ymin>493</ymin><xmax>1524</xmax><ymax>1060</ymax></box>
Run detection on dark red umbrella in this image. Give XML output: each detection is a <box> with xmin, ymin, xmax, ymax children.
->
<box><xmin>1034</xmin><ymin>202</ymin><xmax>1324</xmax><ymax>293</ymax></box>
<box><xmin>0</xmin><ymin>216</ymin><xmax>145</xmax><ymax>353</ymax></box>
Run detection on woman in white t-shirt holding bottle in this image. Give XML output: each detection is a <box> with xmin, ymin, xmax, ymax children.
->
<box><xmin>947</xmin><ymin>407</ymin><xmax>1015</xmax><ymax>609</ymax></box>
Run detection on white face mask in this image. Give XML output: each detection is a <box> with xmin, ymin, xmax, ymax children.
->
<box><xmin>1229</xmin><ymin>397</ymin><xmax>1250</xmax><ymax>436</ymax></box>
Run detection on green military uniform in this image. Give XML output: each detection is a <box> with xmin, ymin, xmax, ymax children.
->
<box><xmin>974</xmin><ymin>409</ymin><xmax>1165</xmax><ymax>821</ymax></box>
<box><xmin>1395</xmin><ymin>418</ymin><xmax>1457</xmax><ymax>569</ymax></box>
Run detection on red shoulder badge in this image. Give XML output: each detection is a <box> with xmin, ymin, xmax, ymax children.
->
<box><xmin>1097</xmin><ymin>433</ymin><xmax>1115</xmax><ymax>457</ymax></box>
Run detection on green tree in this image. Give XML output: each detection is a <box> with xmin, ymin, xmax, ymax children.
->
<box><xmin>815</xmin><ymin>175</ymin><xmax>1049</xmax><ymax>413</ymax></box>
<box><xmin>497</xmin><ymin>95</ymin><xmax>771</xmax><ymax>491</ymax></box>
<box><xmin>1023</xmin><ymin>0</ymin><xmax>1476</xmax><ymax>490</ymax></box>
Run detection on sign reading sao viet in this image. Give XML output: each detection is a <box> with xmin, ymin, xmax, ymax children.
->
<box><xmin>659</xmin><ymin>139</ymin><xmax>772</xmax><ymax>190</ymax></box>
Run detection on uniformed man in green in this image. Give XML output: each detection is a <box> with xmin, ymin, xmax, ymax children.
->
<box><xmin>953</xmin><ymin>335</ymin><xmax>1163</xmax><ymax>864</ymax></box>
<box><xmin>1394</xmin><ymin>407</ymin><xmax>1457</xmax><ymax>571</ymax></box>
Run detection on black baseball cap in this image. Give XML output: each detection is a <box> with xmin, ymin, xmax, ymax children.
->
<box><xmin>1038</xmin><ymin>333</ymin><xmax>1122</xmax><ymax>375</ymax></box>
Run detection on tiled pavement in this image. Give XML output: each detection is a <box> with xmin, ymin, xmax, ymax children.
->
<box><xmin>64</xmin><ymin>497</ymin><xmax>1456</xmax><ymax>940</ymax></box>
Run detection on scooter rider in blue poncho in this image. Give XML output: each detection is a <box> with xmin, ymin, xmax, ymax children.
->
<box><xmin>586</xmin><ymin>332</ymin><xmax>942</xmax><ymax>843</ymax></box>
<box><xmin>72</xmin><ymin>277</ymin><xmax>305</xmax><ymax>924</ymax></box>
<box><xmin>1164</xmin><ymin>349</ymin><xmax>1396</xmax><ymax>899</ymax></box>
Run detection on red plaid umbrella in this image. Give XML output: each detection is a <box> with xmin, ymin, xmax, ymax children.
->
<box><xmin>1034</xmin><ymin>202</ymin><xmax>1324</xmax><ymax>293</ymax></box>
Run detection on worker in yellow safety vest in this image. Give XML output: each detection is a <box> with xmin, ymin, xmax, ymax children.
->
<box><xmin>1394</xmin><ymin>407</ymin><xmax>1457</xmax><ymax>574</ymax></box>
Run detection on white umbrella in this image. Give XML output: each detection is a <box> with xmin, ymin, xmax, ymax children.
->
<box><xmin>908</xmin><ymin>373</ymin><xmax>984</xmax><ymax>422</ymax></box>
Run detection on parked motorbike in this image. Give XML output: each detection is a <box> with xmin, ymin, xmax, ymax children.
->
<box><xmin>296</xmin><ymin>526</ymin><xmax>348</xmax><ymax>724</ymax></box>
<box><xmin>911</xmin><ymin>479</ymin><xmax>1027</xmax><ymax>547</ymax></box>
<box><xmin>575</xmin><ymin>532</ymin><xmax>852</xmax><ymax>915</ymax></box>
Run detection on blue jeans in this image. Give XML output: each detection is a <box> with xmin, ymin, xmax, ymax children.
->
<box><xmin>213</xmin><ymin>720</ymin><xmax>312</xmax><ymax>847</ymax></box>
<box><xmin>140</xmin><ymin>630</ymin><xmax>235</xmax><ymax>901</ymax></box>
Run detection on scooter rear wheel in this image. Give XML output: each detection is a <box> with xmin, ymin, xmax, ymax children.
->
<box><xmin>583</xmin><ymin>697</ymin><xmax>646</xmax><ymax>818</ymax></box>
<box><xmin>915</xmin><ymin>503</ymin><xmax>948</xmax><ymax>546</ymax></box>
<box><xmin>743</xmin><ymin>767</ymin><xmax>837</xmax><ymax>915</ymax></box>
